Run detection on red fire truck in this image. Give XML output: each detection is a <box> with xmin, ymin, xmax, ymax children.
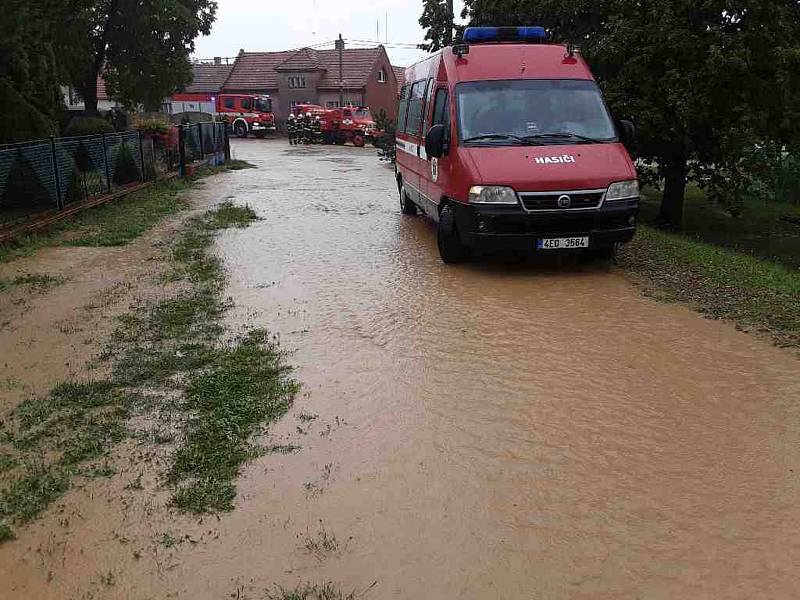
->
<box><xmin>292</xmin><ymin>104</ymin><xmax>380</xmax><ymax>147</ymax></box>
<box><xmin>217</xmin><ymin>94</ymin><xmax>276</xmax><ymax>138</ymax></box>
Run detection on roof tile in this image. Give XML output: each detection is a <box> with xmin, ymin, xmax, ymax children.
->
<box><xmin>224</xmin><ymin>47</ymin><xmax>384</xmax><ymax>91</ymax></box>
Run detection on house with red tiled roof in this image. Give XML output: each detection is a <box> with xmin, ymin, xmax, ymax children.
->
<box><xmin>169</xmin><ymin>60</ymin><xmax>234</xmax><ymax>114</ymax></box>
<box><xmin>222</xmin><ymin>46</ymin><xmax>399</xmax><ymax>119</ymax></box>
<box><xmin>64</xmin><ymin>76</ymin><xmax>120</xmax><ymax>112</ymax></box>
<box><xmin>392</xmin><ymin>65</ymin><xmax>406</xmax><ymax>86</ymax></box>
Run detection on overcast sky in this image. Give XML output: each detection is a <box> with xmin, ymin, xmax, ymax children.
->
<box><xmin>192</xmin><ymin>0</ymin><xmax>466</xmax><ymax>67</ymax></box>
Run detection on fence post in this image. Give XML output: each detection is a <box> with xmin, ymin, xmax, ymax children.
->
<box><xmin>224</xmin><ymin>125</ymin><xmax>231</xmax><ymax>161</ymax></box>
<box><xmin>178</xmin><ymin>125</ymin><xmax>187</xmax><ymax>178</ymax></box>
<box><xmin>50</xmin><ymin>136</ymin><xmax>63</xmax><ymax>210</ymax></box>
<box><xmin>101</xmin><ymin>132</ymin><xmax>112</xmax><ymax>192</ymax></box>
<box><xmin>212</xmin><ymin>122</ymin><xmax>217</xmax><ymax>163</ymax></box>
<box><xmin>138</xmin><ymin>130</ymin><xmax>146</xmax><ymax>182</ymax></box>
<box><xmin>198</xmin><ymin>124</ymin><xmax>204</xmax><ymax>161</ymax></box>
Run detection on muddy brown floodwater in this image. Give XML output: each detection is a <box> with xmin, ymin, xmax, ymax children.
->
<box><xmin>3</xmin><ymin>138</ymin><xmax>800</xmax><ymax>599</ymax></box>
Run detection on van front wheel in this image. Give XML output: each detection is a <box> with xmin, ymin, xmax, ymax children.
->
<box><xmin>437</xmin><ymin>204</ymin><xmax>469</xmax><ymax>264</ymax></box>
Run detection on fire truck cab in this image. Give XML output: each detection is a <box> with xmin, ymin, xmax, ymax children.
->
<box><xmin>217</xmin><ymin>94</ymin><xmax>276</xmax><ymax>138</ymax></box>
<box><xmin>395</xmin><ymin>26</ymin><xmax>639</xmax><ymax>263</ymax></box>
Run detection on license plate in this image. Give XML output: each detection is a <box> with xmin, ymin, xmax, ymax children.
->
<box><xmin>537</xmin><ymin>236</ymin><xmax>589</xmax><ymax>250</ymax></box>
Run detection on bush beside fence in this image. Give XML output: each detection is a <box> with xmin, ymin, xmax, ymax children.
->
<box><xmin>0</xmin><ymin>122</ymin><xmax>229</xmax><ymax>230</ymax></box>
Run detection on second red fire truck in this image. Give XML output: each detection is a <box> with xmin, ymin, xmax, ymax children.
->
<box><xmin>216</xmin><ymin>94</ymin><xmax>277</xmax><ymax>138</ymax></box>
<box><xmin>292</xmin><ymin>104</ymin><xmax>381</xmax><ymax>146</ymax></box>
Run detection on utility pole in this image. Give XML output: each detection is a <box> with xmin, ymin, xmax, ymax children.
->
<box><xmin>336</xmin><ymin>34</ymin><xmax>345</xmax><ymax>107</ymax></box>
<box><xmin>445</xmin><ymin>0</ymin><xmax>454</xmax><ymax>47</ymax></box>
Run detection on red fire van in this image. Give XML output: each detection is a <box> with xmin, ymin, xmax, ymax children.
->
<box><xmin>395</xmin><ymin>26</ymin><xmax>639</xmax><ymax>263</ymax></box>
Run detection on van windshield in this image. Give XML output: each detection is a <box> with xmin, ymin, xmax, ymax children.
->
<box><xmin>457</xmin><ymin>79</ymin><xmax>617</xmax><ymax>145</ymax></box>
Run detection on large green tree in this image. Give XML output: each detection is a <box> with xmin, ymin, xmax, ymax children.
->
<box><xmin>0</xmin><ymin>0</ymin><xmax>67</xmax><ymax>141</ymax></box>
<box><xmin>65</xmin><ymin>0</ymin><xmax>217</xmax><ymax>113</ymax></box>
<box><xmin>419</xmin><ymin>0</ymin><xmax>457</xmax><ymax>51</ymax></box>
<box><xmin>423</xmin><ymin>0</ymin><xmax>800</xmax><ymax>227</ymax></box>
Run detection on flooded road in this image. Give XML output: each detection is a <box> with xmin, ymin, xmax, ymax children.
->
<box><xmin>213</xmin><ymin>140</ymin><xmax>800</xmax><ymax>598</ymax></box>
<box><xmin>2</xmin><ymin>138</ymin><xmax>799</xmax><ymax>599</ymax></box>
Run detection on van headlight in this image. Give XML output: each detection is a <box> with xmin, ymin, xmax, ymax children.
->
<box><xmin>605</xmin><ymin>180</ymin><xmax>639</xmax><ymax>202</ymax></box>
<box><xmin>468</xmin><ymin>186</ymin><xmax>519</xmax><ymax>205</ymax></box>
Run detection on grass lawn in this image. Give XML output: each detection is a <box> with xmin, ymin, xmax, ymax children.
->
<box><xmin>0</xmin><ymin>160</ymin><xmax>254</xmax><ymax>264</ymax></box>
<box><xmin>640</xmin><ymin>185</ymin><xmax>800</xmax><ymax>270</ymax></box>
<box><xmin>623</xmin><ymin>187</ymin><xmax>800</xmax><ymax>347</ymax></box>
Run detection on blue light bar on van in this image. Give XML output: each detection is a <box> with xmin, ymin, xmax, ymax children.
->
<box><xmin>462</xmin><ymin>26</ymin><xmax>547</xmax><ymax>44</ymax></box>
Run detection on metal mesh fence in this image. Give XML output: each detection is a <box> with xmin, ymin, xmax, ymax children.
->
<box><xmin>0</xmin><ymin>123</ymin><xmax>229</xmax><ymax>229</ymax></box>
<box><xmin>180</xmin><ymin>123</ymin><xmax>228</xmax><ymax>168</ymax></box>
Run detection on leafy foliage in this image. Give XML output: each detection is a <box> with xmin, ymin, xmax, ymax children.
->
<box><xmin>419</xmin><ymin>0</ymin><xmax>461</xmax><ymax>51</ymax></box>
<box><xmin>112</xmin><ymin>144</ymin><xmax>140</xmax><ymax>186</ymax></box>
<box><xmin>0</xmin><ymin>150</ymin><xmax>52</xmax><ymax>210</ymax></box>
<box><xmin>62</xmin><ymin>0</ymin><xmax>217</xmax><ymax>112</ymax></box>
<box><xmin>0</xmin><ymin>0</ymin><xmax>65</xmax><ymax>141</ymax></box>
<box><xmin>63</xmin><ymin>117</ymin><xmax>115</xmax><ymax>138</ymax></box>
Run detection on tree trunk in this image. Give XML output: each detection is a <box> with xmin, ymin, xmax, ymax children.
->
<box><xmin>79</xmin><ymin>81</ymin><xmax>99</xmax><ymax>115</ymax></box>
<box><xmin>658</xmin><ymin>154</ymin><xmax>688</xmax><ymax>229</ymax></box>
<box><xmin>445</xmin><ymin>0</ymin><xmax>454</xmax><ymax>46</ymax></box>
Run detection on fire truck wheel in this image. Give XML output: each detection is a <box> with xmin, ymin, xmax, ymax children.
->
<box><xmin>437</xmin><ymin>204</ymin><xmax>469</xmax><ymax>264</ymax></box>
<box><xmin>234</xmin><ymin>122</ymin><xmax>248</xmax><ymax>138</ymax></box>
<box><xmin>352</xmin><ymin>133</ymin><xmax>366</xmax><ymax>147</ymax></box>
<box><xmin>400</xmin><ymin>187</ymin><xmax>417</xmax><ymax>216</ymax></box>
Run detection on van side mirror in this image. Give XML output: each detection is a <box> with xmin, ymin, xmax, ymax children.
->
<box><xmin>425</xmin><ymin>124</ymin><xmax>448</xmax><ymax>158</ymax></box>
<box><xmin>618</xmin><ymin>119</ymin><xmax>636</xmax><ymax>144</ymax></box>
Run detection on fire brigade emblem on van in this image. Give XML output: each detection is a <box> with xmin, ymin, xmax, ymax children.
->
<box><xmin>534</xmin><ymin>155</ymin><xmax>577</xmax><ymax>164</ymax></box>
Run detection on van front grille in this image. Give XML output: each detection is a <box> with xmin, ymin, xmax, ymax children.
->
<box><xmin>518</xmin><ymin>190</ymin><xmax>605</xmax><ymax>211</ymax></box>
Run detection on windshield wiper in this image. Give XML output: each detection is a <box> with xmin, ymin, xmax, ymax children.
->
<box><xmin>462</xmin><ymin>134</ymin><xmax>543</xmax><ymax>146</ymax></box>
<box><xmin>523</xmin><ymin>132</ymin><xmax>612</xmax><ymax>144</ymax></box>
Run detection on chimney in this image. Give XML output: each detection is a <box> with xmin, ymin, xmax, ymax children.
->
<box><xmin>214</xmin><ymin>56</ymin><xmax>222</xmax><ymax>66</ymax></box>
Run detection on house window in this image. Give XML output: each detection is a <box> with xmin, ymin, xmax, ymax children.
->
<box><xmin>377</xmin><ymin>68</ymin><xmax>386</xmax><ymax>83</ymax></box>
<box><xmin>326</xmin><ymin>101</ymin><xmax>340</xmax><ymax>108</ymax></box>
<box><xmin>288</xmin><ymin>75</ymin><xmax>306</xmax><ymax>89</ymax></box>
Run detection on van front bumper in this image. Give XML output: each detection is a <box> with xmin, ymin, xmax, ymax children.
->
<box><xmin>452</xmin><ymin>199</ymin><xmax>639</xmax><ymax>251</ymax></box>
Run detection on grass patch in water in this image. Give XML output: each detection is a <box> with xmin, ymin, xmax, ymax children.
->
<box><xmin>265</xmin><ymin>583</ymin><xmax>360</xmax><ymax>600</ymax></box>
<box><xmin>0</xmin><ymin>188</ymin><xmax>278</xmax><ymax>528</ymax></box>
<box><xmin>0</xmin><ymin>273</ymin><xmax>65</xmax><ymax>294</ymax></box>
<box><xmin>169</xmin><ymin>330</ymin><xmax>297</xmax><ymax>513</ymax></box>
<box><xmin>619</xmin><ymin>225</ymin><xmax>800</xmax><ymax>347</ymax></box>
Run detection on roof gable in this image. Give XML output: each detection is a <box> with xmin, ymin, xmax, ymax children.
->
<box><xmin>276</xmin><ymin>48</ymin><xmax>321</xmax><ymax>71</ymax></box>
<box><xmin>223</xmin><ymin>46</ymin><xmax>385</xmax><ymax>91</ymax></box>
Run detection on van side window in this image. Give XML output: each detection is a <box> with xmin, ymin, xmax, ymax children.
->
<box><xmin>241</xmin><ymin>97</ymin><xmax>252</xmax><ymax>110</ymax></box>
<box><xmin>397</xmin><ymin>85</ymin><xmax>410</xmax><ymax>132</ymax></box>
<box><xmin>422</xmin><ymin>78</ymin><xmax>435</xmax><ymax>136</ymax></box>
<box><xmin>432</xmin><ymin>89</ymin><xmax>449</xmax><ymax>127</ymax></box>
<box><xmin>404</xmin><ymin>80</ymin><xmax>427</xmax><ymax>136</ymax></box>
<box><xmin>223</xmin><ymin>97</ymin><xmax>235</xmax><ymax>109</ymax></box>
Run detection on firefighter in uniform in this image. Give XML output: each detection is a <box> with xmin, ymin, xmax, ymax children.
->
<box><xmin>311</xmin><ymin>116</ymin><xmax>322</xmax><ymax>144</ymax></box>
<box><xmin>301</xmin><ymin>112</ymin><xmax>313</xmax><ymax>144</ymax></box>
<box><xmin>287</xmin><ymin>114</ymin><xmax>297</xmax><ymax>145</ymax></box>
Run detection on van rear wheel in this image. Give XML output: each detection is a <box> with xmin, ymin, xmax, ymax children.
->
<box><xmin>437</xmin><ymin>204</ymin><xmax>469</xmax><ymax>264</ymax></box>
<box><xmin>352</xmin><ymin>133</ymin><xmax>366</xmax><ymax>147</ymax></box>
<box><xmin>400</xmin><ymin>187</ymin><xmax>417</xmax><ymax>215</ymax></box>
<box><xmin>234</xmin><ymin>122</ymin><xmax>248</xmax><ymax>138</ymax></box>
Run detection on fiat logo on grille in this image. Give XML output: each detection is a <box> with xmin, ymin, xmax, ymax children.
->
<box><xmin>557</xmin><ymin>195</ymin><xmax>572</xmax><ymax>208</ymax></box>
